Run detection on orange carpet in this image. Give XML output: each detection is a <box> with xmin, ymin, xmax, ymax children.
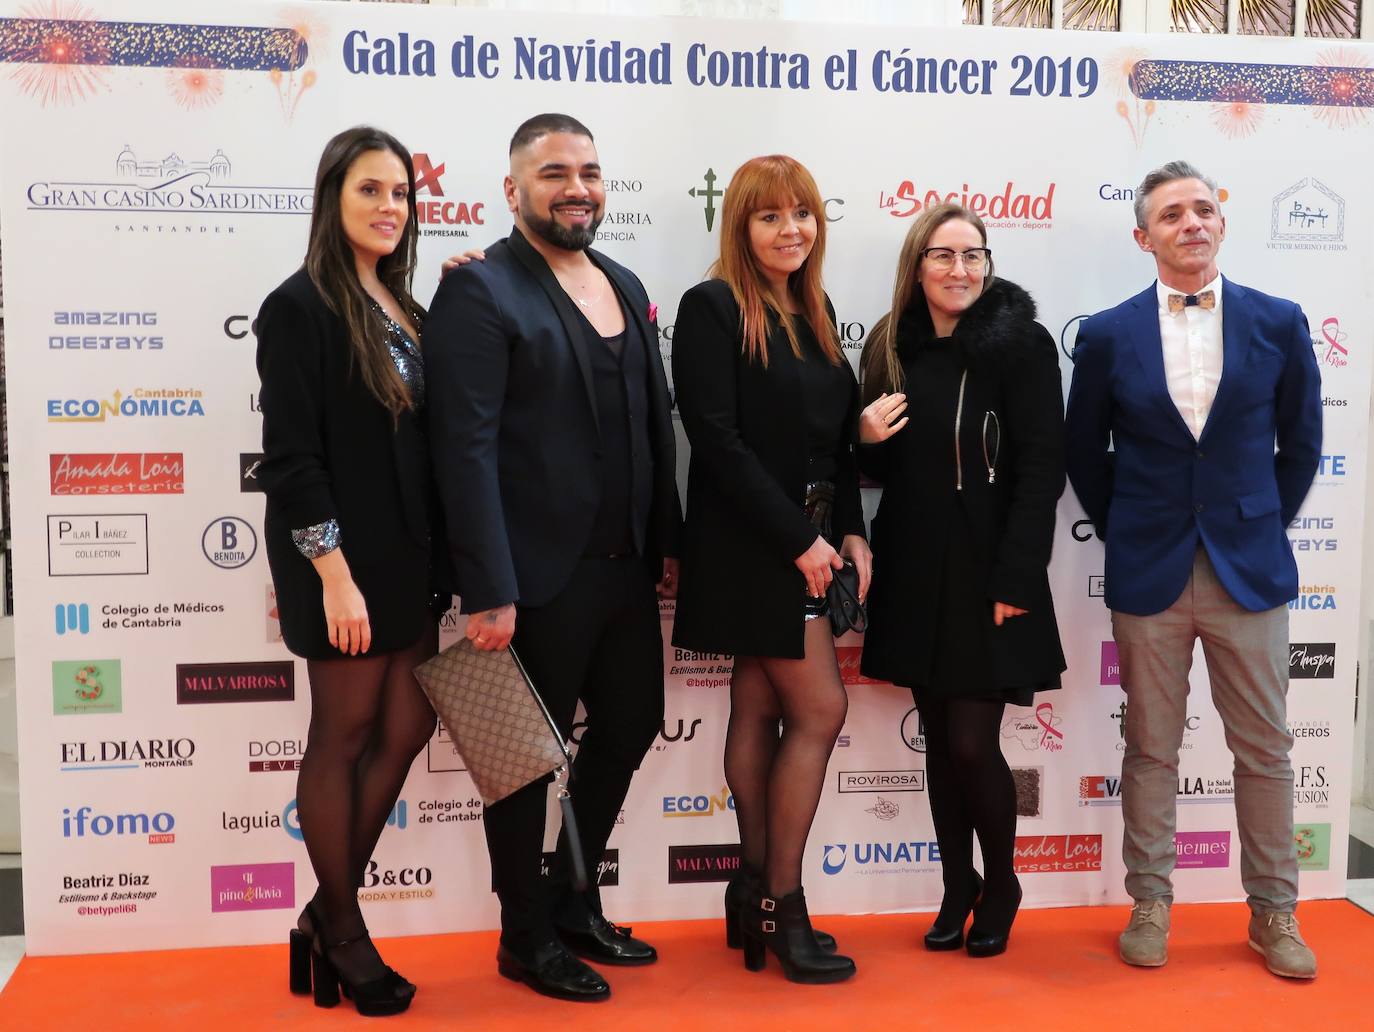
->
<box><xmin>2</xmin><ymin>900</ymin><xmax>1370</xmax><ymax>1030</ymax></box>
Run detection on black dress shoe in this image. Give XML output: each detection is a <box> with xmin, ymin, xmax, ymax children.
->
<box><xmin>557</xmin><ymin>913</ymin><xmax>658</xmax><ymax>966</ymax></box>
<box><xmin>496</xmin><ymin>941</ymin><xmax>611</xmax><ymax>1002</ymax></box>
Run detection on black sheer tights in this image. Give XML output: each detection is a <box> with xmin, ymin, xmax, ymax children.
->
<box><xmin>296</xmin><ymin>626</ymin><xmax>437</xmax><ymax>981</ymax></box>
<box><xmin>724</xmin><ymin>619</ymin><xmax>848</xmax><ymax>897</ymax></box>
<box><xmin>920</xmin><ymin>697</ymin><xmax>1018</xmax><ymax>920</ymax></box>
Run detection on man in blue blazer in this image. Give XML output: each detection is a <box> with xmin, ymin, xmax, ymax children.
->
<box><xmin>1066</xmin><ymin>161</ymin><xmax>1321</xmax><ymax>978</ymax></box>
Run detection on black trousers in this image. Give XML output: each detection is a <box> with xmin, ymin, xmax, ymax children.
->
<box><xmin>481</xmin><ymin>556</ymin><xmax>664</xmax><ymax>949</ymax></box>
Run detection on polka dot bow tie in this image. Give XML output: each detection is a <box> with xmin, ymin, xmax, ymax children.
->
<box><xmin>1167</xmin><ymin>290</ymin><xmax>1216</xmax><ymax>315</ymax></box>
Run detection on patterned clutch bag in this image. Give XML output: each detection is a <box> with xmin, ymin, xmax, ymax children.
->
<box><xmin>413</xmin><ymin>639</ymin><xmax>570</xmax><ymax>806</ymax></box>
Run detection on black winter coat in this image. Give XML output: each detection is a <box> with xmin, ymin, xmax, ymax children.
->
<box><xmin>859</xmin><ymin>278</ymin><xmax>1066</xmax><ymax>695</ymax></box>
<box><xmin>672</xmin><ymin>279</ymin><xmax>865</xmax><ymax>659</ymax></box>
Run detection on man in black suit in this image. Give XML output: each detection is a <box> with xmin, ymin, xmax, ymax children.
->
<box><xmin>426</xmin><ymin>113</ymin><xmax>682</xmax><ymax>1002</ymax></box>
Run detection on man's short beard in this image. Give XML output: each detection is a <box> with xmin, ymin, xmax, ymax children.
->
<box><xmin>521</xmin><ymin>199</ymin><xmax>603</xmax><ymax>251</ymax></box>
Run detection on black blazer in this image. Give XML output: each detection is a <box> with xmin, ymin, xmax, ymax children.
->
<box><xmin>859</xmin><ymin>278</ymin><xmax>1066</xmax><ymax>690</ymax></box>
<box><xmin>255</xmin><ymin>269</ymin><xmax>435</xmax><ymax>659</ymax></box>
<box><xmin>671</xmin><ymin>278</ymin><xmax>864</xmax><ymax>660</ymax></box>
<box><xmin>425</xmin><ymin>228</ymin><xmax>682</xmax><ymax>612</ymax></box>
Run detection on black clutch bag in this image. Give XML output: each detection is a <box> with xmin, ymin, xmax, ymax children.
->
<box><xmin>826</xmin><ymin>558</ymin><xmax>867</xmax><ymax>636</ymax></box>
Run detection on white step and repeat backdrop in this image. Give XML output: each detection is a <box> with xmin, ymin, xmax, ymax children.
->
<box><xmin>0</xmin><ymin>1</ymin><xmax>1368</xmax><ymax>954</ymax></box>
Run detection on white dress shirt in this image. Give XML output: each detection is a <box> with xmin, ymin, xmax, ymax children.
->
<box><xmin>1156</xmin><ymin>273</ymin><xmax>1223</xmax><ymax>440</ymax></box>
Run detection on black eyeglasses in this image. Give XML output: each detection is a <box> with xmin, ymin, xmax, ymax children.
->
<box><xmin>920</xmin><ymin>247</ymin><xmax>992</xmax><ymax>271</ymax></box>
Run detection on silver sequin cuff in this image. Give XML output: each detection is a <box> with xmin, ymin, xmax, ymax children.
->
<box><xmin>292</xmin><ymin>519</ymin><xmax>341</xmax><ymax>559</ymax></box>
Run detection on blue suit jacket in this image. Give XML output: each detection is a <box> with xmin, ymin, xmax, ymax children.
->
<box><xmin>1064</xmin><ymin>278</ymin><xmax>1321</xmax><ymax>615</ymax></box>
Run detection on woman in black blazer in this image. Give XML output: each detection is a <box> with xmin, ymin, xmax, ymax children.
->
<box><xmin>859</xmin><ymin>203</ymin><xmax>1066</xmax><ymax>958</ymax></box>
<box><xmin>256</xmin><ymin>126</ymin><xmax>438</xmax><ymax>1016</ymax></box>
<box><xmin>673</xmin><ymin>155</ymin><xmax>868</xmax><ymax>985</ymax></box>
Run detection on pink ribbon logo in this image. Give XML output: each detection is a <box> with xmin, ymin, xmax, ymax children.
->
<box><xmin>1321</xmin><ymin>316</ymin><xmax>1348</xmax><ymax>367</ymax></box>
<box><xmin>1035</xmin><ymin>702</ymin><xmax>1064</xmax><ymax>752</ymax></box>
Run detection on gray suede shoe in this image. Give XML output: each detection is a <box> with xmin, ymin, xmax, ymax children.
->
<box><xmin>1248</xmin><ymin>910</ymin><xmax>1317</xmax><ymax>980</ymax></box>
<box><xmin>1118</xmin><ymin>900</ymin><xmax>1170</xmax><ymax>967</ymax></box>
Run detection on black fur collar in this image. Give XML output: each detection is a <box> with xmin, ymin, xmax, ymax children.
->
<box><xmin>897</xmin><ymin>277</ymin><xmax>1040</xmax><ymax>369</ymax></box>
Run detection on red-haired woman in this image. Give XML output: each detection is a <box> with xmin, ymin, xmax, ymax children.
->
<box><xmin>672</xmin><ymin>155</ymin><xmax>867</xmax><ymax>984</ymax></box>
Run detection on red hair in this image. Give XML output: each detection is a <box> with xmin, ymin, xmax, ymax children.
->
<box><xmin>710</xmin><ymin>155</ymin><xmax>840</xmax><ymax>366</ymax></box>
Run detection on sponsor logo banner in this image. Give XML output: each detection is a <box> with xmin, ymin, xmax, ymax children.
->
<box><xmin>47</xmin><ymin>514</ymin><xmax>149</xmax><ymax>576</ymax></box>
<box><xmin>210</xmin><ymin>862</ymin><xmax>295</xmax><ymax>912</ymax></box>
<box><xmin>1289</xmin><ymin>643</ymin><xmax>1335</xmax><ymax>679</ymax></box>
<box><xmin>202</xmin><ymin>516</ymin><xmax>258</xmax><ymax>569</ymax></box>
<box><xmin>47</xmin><ymin>388</ymin><xmax>205</xmax><ymax>422</ymax></box>
<box><xmin>247</xmin><ymin>739</ymin><xmax>305</xmax><ymax>773</ymax></box>
<box><xmin>239</xmin><ymin>453</ymin><xmax>265</xmax><ymax>492</ymax></box>
<box><xmin>176</xmin><ymin>661</ymin><xmax>294</xmax><ymax>704</ymax></box>
<box><xmin>662</xmin><ymin>787</ymin><xmax>733</xmax><ymax>817</ymax></box>
<box><xmin>1295</xmin><ymin>823</ymin><xmax>1331</xmax><ymax>871</ymax></box>
<box><xmin>1000</xmin><ymin>702</ymin><xmax>1065</xmax><ymax>752</ymax></box>
<box><xmin>667</xmin><ymin>843</ymin><xmax>742</xmax><ymax>884</ymax></box>
<box><xmin>55</xmin><ymin>602</ymin><xmax>90</xmax><ymax>635</ymax></box>
<box><xmin>1080</xmin><ymin>774</ymin><xmax>1233</xmax><ymax>805</ymax></box>
<box><xmin>363</xmin><ymin>860</ymin><xmax>437</xmax><ymax>902</ymax></box>
<box><xmin>61</xmin><ymin>805</ymin><xmax>175</xmax><ymax>844</ymax></box>
<box><xmin>1100</xmin><ymin>641</ymin><xmax>1120</xmax><ymax>685</ymax></box>
<box><xmin>1269</xmin><ymin>178</ymin><xmax>1346</xmax><ymax>252</ymax></box>
<box><xmin>837</xmin><ymin>770</ymin><xmax>925</xmax><ymax>793</ymax></box>
<box><xmin>1175</xmin><ymin>831</ymin><xmax>1231</xmax><ymax>869</ymax></box>
<box><xmin>821</xmin><ymin>840</ymin><xmax>941</xmax><ymax>876</ymax></box>
<box><xmin>1013</xmin><ymin>834</ymin><xmax>1103</xmax><ymax>873</ymax></box>
<box><xmin>50</xmin><ymin>453</ymin><xmax>184</xmax><ymax>495</ymax></box>
<box><xmin>59</xmin><ymin>871</ymin><xmax>157</xmax><ymax>915</ymax></box>
<box><xmin>60</xmin><ymin>737</ymin><xmax>195</xmax><ymax>772</ymax></box>
<box><xmin>52</xmin><ymin>660</ymin><xmax>122</xmax><ymax>715</ymax></box>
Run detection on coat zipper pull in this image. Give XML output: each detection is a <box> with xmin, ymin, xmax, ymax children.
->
<box><xmin>954</xmin><ymin>370</ymin><xmax>968</xmax><ymax>492</ymax></box>
<box><xmin>983</xmin><ymin>410</ymin><xmax>999</xmax><ymax>484</ymax></box>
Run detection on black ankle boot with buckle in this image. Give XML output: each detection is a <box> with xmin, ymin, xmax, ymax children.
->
<box><xmin>725</xmin><ymin>865</ymin><xmax>838</xmax><ymax>953</ymax></box>
<box><xmin>741</xmin><ymin>887</ymin><xmax>855</xmax><ymax>984</ymax></box>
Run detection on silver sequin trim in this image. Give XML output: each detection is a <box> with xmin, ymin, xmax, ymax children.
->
<box><xmin>292</xmin><ymin>519</ymin><xmax>341</xmax><ymax>559</ymax></box>
<box><xmin>373</xmin><ymin>304</ymin><xmax>425</xmax><ymax>408</ymax></box>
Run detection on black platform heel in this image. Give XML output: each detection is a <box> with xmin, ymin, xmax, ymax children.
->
<box><xmin>741</xmin><ymin>888</ymin><xmax>855</xmax><ymax>985</ymax></box>
<box><xmin>310</xmin><ymin>942</ymin><xmax>341</xmax><ymax>1008</ymax></box>
<box><xmin>923</xmin><ymin>870</ymin><xmax>984</xmax><ymax>951</ymax></box>
<box><xmin>300</xmin><ymin>899</ymin><xmax>415</xmax><ymax>1001</ymax></box>
<box><xmin>289</xmin><ymin>929</ymin><xmax>313</xmax><ymax>994</ymax></box>
<box><xmin>725</xmin><ymin>866</ymin><xmax>838</xmax><ymax>953</ymax></box>
<box><xmin>966</xmin><ymin>877</ymin><xmax>1023</xmax><ymax>958</ymax></box>
<box><xmin>314</xmin><ymin>933</ymin><xmax>413</xmax><ymax>1016</ymax></box>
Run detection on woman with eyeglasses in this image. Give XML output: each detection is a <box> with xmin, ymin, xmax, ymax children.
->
<box><xmin>857</xmin><ymin>203</ymin><xmax>1066</xmax><ymax>958</ymax></box>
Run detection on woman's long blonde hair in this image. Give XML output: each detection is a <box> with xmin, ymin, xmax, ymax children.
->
<box><xmin>861</xmin><ymin>203</ymin><xmax>995</xmax><ymax>403</ymax></box>
<box><xmin>710</xmin><ymin>155</ymin><xmax>840</xmax><ymax>367</ymax></box>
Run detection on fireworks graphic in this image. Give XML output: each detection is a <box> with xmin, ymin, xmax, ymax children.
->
<box><xmin>269</xmin><ymin>8</ymin><xmax>325</xmax><ymax>121</ymax></box>
<box><xmin>1211</xmin><ymin>88</ymin><xmax>1267</xmax><ymax>138</ymax></box>
<box><xmin>1131</xmin><ymin>58</ymin><xmax>1374</xmax><ymax>107</ymax></box>
<box><xmin>1</xmin><ymin>13</ymin><xmax>308</xmax><ymax>113</ymax></box>
<box><xmin>1108</xmin><ymin>48</ymin><xmax>1155</xmax><ymax>148</ymax></box>
<box><xmin>6</xmin><ymin>1</ymin><xmax>109</xmax><ymax>106</ymax></box>
<box><xmin>167</xmin><ymin>55</ymin><xmax>223</xmax><ymax>110</ymax></box>
<box><xmin>1313</xmin><ymin>47</ymin><xmax>1370</xmax><ymax>129</ymax></box>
